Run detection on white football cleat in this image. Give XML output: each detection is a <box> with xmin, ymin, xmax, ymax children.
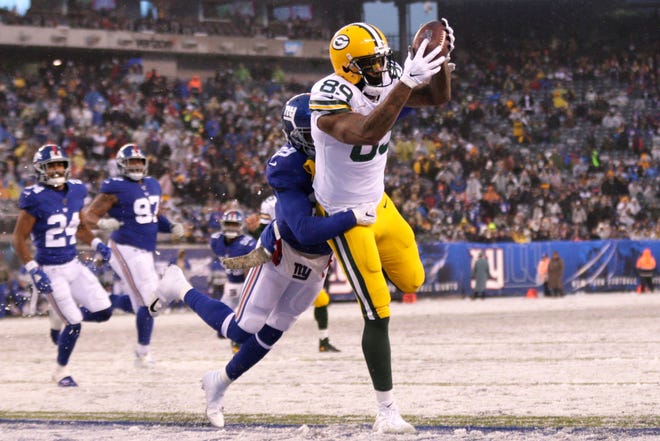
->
<box><xmin>134</xmin><ymin>350</ymin><xmax>155</xmax><ymax>368</ymax></box>
<box><xmin>373</xmin><ymin>402</ymin><xmax>416</xmax><ymax>434</ymax></box>
<box><xmin>52</xmin><ymin>365</ymin><xmax>77</xmax><ymax>387</ymax></box>
<box><xmin>151</xmin><ymin>265</ymin><xmax>192</xmax><ymax>314</ymax></box>
<box><xmin>201</xmin><ymin>369</ymin><xmax>230</xmax><ymax>428</ymax></box>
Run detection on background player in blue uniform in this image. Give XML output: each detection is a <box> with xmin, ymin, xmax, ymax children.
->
<box><xmin>209</xmin><ymin>209</ymin><xmax>256</xmax><ymax>351</ymax></box>
<box><xmin>12</xmin><ymin>144</ymin><xmax>114</xmax><ymax>387</ymax></box>
<box><xmin>150</xmin><ymin>93</ymin><xmax>376</xmax><ymax>427</ymax></box>
<box><xmin>83</xmin><ymin>143</ymin><xmax>184</xmax><ymax>367</ymax></box>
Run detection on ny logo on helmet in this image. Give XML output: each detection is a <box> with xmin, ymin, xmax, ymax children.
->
<box><xmin>283</xmin><ymin>104</ymin><xmax>296</xmax><ymax>122</ymax></box>
<box><xmin>50</xmin><ymin>145</ymin><xmax>62</xmax><ymax>158</ymax></box>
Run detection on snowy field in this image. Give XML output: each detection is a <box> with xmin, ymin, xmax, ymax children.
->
<box><xmin>1</xmin><ymin>292</ymin><xmax>660</xmax><ymax>440</ymax></box>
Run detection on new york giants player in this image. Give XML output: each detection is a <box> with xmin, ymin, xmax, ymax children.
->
<box><xmin>150</xmin><ymin>93</ymin><xmax>376</xmax><ymax>427</ymax></box>
<box><xmin>83</xmin><ymin>143</ymin><xmax>184</xmax><ymax>367</ymax></box>
<box><xmin>253</xmin><ymin>194</ymin><xmax>340</xmax><ymax>352</ymax></box>
<box><xmin>209</xmin><ymin>209</ymin><xmax>256</xmax><ymax>351</ymax></box>
<box><xmin>310</xmin><ymin>22</ymin><xmax>453</xmax><ymax>433</ymax></box>
<box><xmin>13</xmin><ymin>144</ymin><xmax>113</xmax><ymax>387</ymax></box>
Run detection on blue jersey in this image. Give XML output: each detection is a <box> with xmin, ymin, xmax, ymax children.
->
<box><xmin>100</xmin><ymin>176</ymin><xmax>162</xmax><ymax>251</ymax></box>
<box><xmin>263</xmin><ymin>144</ymin><xmax>355</xmax><ymax>255</ymax></box>
<box><xmin>18</xmin><ymin>180</ymin><xmax>87</xmax><ymax>265</ymax></box>
<box><xmin>210</xmin><ymin>233</ymin><xmax>256</xmax><ymax>283</ymax></box>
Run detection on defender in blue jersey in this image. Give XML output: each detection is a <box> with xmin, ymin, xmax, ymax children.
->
<box><xmin>150</xmin><ymin>93</ymin><xmax>376</xmax><ymax>427</ymax></box>
<box><xmin>13</xmin><ymin>144</ymin><xmax>114</xmax><ymax>387</ymax></box>
<box><xmin>83</xmin><ymin>143</ymin><xmax>184</xmax><ymax>367</ymax></box>
<box><xmin>253</xmin><ymin>193</ymin><xmax>340</xmax><ymax>352</ymax></box>
<box><xmin>209</xmin><ymin>209</ymin><xmax>256</xmax><ymax>351</ymax></box>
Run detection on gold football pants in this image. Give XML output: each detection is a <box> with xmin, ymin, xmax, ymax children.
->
<box><xmin>321</xmin><ymin>193</ymin><xmax>425</xmax><ymax>320</ymax></box>
<box><xmin>314</xmin><ymin>288</ymin><xmax>330</xmax><ymax>308</ymax></box>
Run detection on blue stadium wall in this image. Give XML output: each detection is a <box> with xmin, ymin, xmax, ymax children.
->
<box><xmin>149</xmin><ymin>240</ymin><xmax>660</xmax><ymax>299</ymax></box>
<box><xmin>2</xmin><ymin>240</ymin><xmax>655</xmax><ymax>299</ymax></box>
<box><xmin>418</xmin><ymin>240</ymin><xmax>660</xmax><ymax>297</ymax></box>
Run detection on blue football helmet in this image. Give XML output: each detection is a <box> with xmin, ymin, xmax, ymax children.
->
<box><xmin>33</xmin><ymin>144</ymin><xmax>70</xmax><ymax>187</ymax></box>
<box><xmin>221</xmin><ymin>209</ymin><xmax>245</xmax><ymax>239</ymax></box>
<box><xmin>117</xmin><ymin>143</ymin><xmax>148</xmax><ymax>181</ymax></box>
<box><xmin>281</xmin><ymin>93</ymin><xmax>315</xmax><ymax>158</ymax></box>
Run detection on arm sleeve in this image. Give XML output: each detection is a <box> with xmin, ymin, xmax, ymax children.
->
<box><xmin>157</xmin><ymin>215</ymin><xmax>173</xmax><ymax>233</ymax></box>
<box><xmin>277</xmin><ymin>188</ymin><xmax>356</xmax><ymax>245</ymax></box>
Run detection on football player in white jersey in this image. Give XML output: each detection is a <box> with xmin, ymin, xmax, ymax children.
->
<box><xmin>309</xmin><ymin>21</ymin><xmax>455</xmax><ymax>433</ymax></box>
<box><xmin>13</xmin><ymin>144</ymin><xmax>114</xmax><ymax>387</ymax></box>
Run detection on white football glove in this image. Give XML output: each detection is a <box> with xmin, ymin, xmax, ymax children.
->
<box><xmin>170</xmin><ymin>222</ymin><xmax>185</xmax><ymax>240</ymax></box>
<box><xmin>441</xmin><ymin>18</ymin><xmax>455</xmax><ymax>57</ymax></box>
<box><xmin>97</xmin><ymin>218</ymin><xmax>122</xmax><ymax>232</ymax></box>
<box><xmin>351</xmin><ymin>203</ymin><xmax>377</xmax><ymax>226</ymax></box>
<box><xmin>400</xmin><ymin>39</ymin><xmax>447</xmax><ymax>89</ymax></box>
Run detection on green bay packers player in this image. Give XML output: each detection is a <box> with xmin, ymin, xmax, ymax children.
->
<box><xmin>310</xmin><ymin>21</ymin><xmax>454</xmax><ymax>433</ymax></box>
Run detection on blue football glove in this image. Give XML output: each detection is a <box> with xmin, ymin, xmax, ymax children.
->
<box><xmin>25</xmin><ymin>261</ymin><xmax>52</xmax><ymax>294</ymax></box>
<box><xmin>92</xmin><ymin>238</ymin><xmax>112</xmax><ymax>262</ymax></box>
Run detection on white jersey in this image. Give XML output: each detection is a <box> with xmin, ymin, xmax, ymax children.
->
<box><xmin>310</xmin><ymin>73</ymin><xmax>396</xmax><ymax>214</ymax></box>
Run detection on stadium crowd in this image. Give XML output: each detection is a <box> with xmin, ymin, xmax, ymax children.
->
<box><xmin>0</xmin><ymin>5</ymin><xmax>330</xmax><ymax>40</ymax></box>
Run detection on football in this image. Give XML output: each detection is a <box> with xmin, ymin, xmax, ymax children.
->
<box><xmin>411</xmin><ymin>20</ymin><xmax>449</xmax><ymax>58</ymax></box>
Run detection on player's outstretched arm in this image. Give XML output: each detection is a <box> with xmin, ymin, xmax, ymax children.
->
<box><xmin>316</xmin><ymin>83</ymin><xmax>414</xmax><ymax>146</ymax></box>
<box><xmin>12</xmin><ymin>210</ymin><xmax>36</xmax><ymax>265</ymax></box>
<box><xmin>83</xmin><ymin>193</ymin><xmax>118</xmax><ymax>229</ymax></box>
<box><xmin>12</xmin><ymin>210</ymin><xmax>54</xmax><ymax>293</ymax></box>
<box><xmin>77</xmin><ymin>210</ymin><xmax>112</xmax><ymax>262</ymax></box>
<box><xmin>407</xmin><ymin>18</ymin><xmax>454</xmax><ymax>107</ymax></box>
<box><xmin>277</xmin><ymin>188</ymin><xmax>356</xmax><ymax>245</ymax></box>
<box><xmin>407</xmin><ymin>59</ymin><xmax>452</xmax><ymax>107</ymax></box>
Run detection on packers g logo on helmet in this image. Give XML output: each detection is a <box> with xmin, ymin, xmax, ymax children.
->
<box><xmin>331</xmin><ymin>34</ymin><xmax>350</xmax><ymax>51</ymax></box>
<box><xmin>329</xmin><ymin>22</ymin><xmax>393</xmax><ymax>86</ymax></box>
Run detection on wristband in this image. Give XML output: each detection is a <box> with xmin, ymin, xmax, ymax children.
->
<box><xmin>91</xmin><ymin>238</ymin><xmax>103</xmax><ymax>249</ymax></box>
<box><xmin>399</xmin><ymin>76</ymin><xmax>417</xmax><ymax>89</ymax></box>
<box><xmin>25</xmin><ymin>260</ymin><xmax>39</xmax><ymax>272</ymax></box>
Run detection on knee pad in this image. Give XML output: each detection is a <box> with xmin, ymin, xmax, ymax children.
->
<box><xmin>82</xmin><ymin>306</ymin><xmax>113</xmax><ymax>322</ymax></box>
<box><xmin>256</xmin><ymin>324</ymin><xmax>283</xmax><ymax>347</ymax></box>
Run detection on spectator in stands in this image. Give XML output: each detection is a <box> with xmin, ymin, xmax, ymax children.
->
<box><xmin>536</xmin><ymin>254</ymin><xmax>550</xmax><ymax>296</ymax></box>
<box><xmin>471</xmin><ymin>251</ymin><xmax>491</xmax><ymax>300</ymax></box>
<box><xmin>0</xmin><ymin>13</ymin><xmax>658</xmax><ymax>245</ymax></box>
<box><xmin>635</xmin><ymin>248</ymin><xmax>656</xmax><ymax>293</ymax></box>
<box><xmin>547</xmin><ymin>251</ymin><xmax>565</xmax><ymax>297</ymax></box>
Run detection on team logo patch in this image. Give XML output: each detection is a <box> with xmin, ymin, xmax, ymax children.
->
<box><xmin>332</xmin><ymin>34</ymin><xmax>350</xmax><ymax>50</ymax></box>
<box><xmin>283</xmin><ymin>104</ymin><xmax>296</xmax><ymax>122</ymax></box>
<box><xmin>292</xmin><ymin>263</ymin><xmax>312</xmax><ymax>281</ymax></box>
